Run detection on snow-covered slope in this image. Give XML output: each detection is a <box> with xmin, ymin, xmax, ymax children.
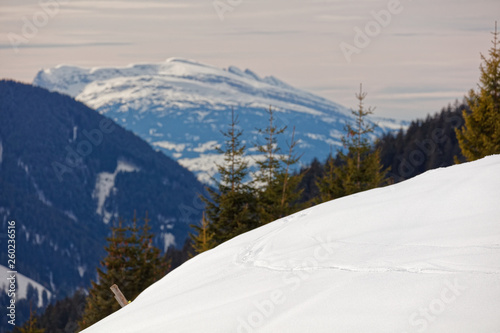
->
<box><xmin>34</xmin><ymin>58</ymin><xmax>404</xmax><ymax>183</ymax></box>
<box><xmin>82</xmin><ymin>155</ymin><xmax>500</xmax><ymax>333</ymax></box>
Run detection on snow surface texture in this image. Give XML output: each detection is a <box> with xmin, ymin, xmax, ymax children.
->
<box><xmin>82</xmin><ymin>155</ymin><xmax>500</xmax><ymax>333</ymax></box>
<box><xmin>34</xmin><ymin>58</ymin><xmax>405</xmax><ymax>183</ymax></box>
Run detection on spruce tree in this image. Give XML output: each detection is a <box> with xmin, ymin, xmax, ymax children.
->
<box><xmin>202</xmin><ymin>109</ymin><xmax>258</xmax><ymax>245</ymax></box>
<box><xmin>456</xmin><ymin>22</ymin><xmax>500</xmax><ymax>161</ymax></box>
<box><xmin>134</xmin><ymin>212</ymin><xmax>170</xmax><ymax>292</ymax></box>
<box><xmin>37</xmin><ymin>290</ymin><xmax>86</xmax><ymax>333</ymax></box>
<box><xmin>276</xmin><ymin>127</ymin><xmax>304</xmax><ymax>217</ymax></box>
<box><xmin>255</xmin><ymin>121</ymin><xmax>304</xmax><ymax>223</ymax></box>
<box><xmin>315</xmin><ymin>153</ymin><xmax>337</xmax><ymax>203</ymax></box>
<box><xmin>253</xmin><ymin>107</ymin><xmax>286</xmax><ymax>223</ymax></box>
<box><xmin>317</xmin><ymin>84</ymin><xmax>387</xmax><ymax>201</ymax></box>
<box><xmin>254</xmin><ymin>106</ymin><xmax>286</xmax><ymax>187</ymax></box>
<box><xmin>79</xmin><ymin>221</ymin><xmax>126</xmax><ymax>329</ymax></box>
<box><xmin>13</xmin><ymin>306</ymin><xmax>44</xmax><ymax>333</ymax></box>
<box><xmin>189</xmin><ymin>212</ymin><xmax>216</xmax><ymax>255</ymax></box>
<box><xmin>79</xmin><ymin>214</ymin><xmax>169</xmax><ymax>329</ymax></box>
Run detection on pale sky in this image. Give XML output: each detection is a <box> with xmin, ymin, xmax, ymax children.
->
<box><xmin>0</xmin><ymin>0</ymin><xmax>498</xmax><ymax>120</ymax></box>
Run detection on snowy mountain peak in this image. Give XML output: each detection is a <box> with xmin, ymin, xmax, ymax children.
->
<box><xmin>34</xmin><ymin>58</ymin><xmax>405</xmax><ymax>183</ymax></box>
<box><xmin>35</xmin><ymin>58</ymin><xmax>298</xmax><ymax>98</ymax></box>
<box><xmin>224</xmin><ymin>65</ymin><xmax>292</xmax><ymax>89</ymax></box>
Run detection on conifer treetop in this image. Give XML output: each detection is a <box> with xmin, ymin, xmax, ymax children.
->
<box><xmin>456</xmin><ymin>22</ymin><xmax>500</xmax><ymax>161</ymax></box>
<box><xmin>216</xmin><ymin>108</ymin><xmax>249</xmax><ymax>192</ymax></box>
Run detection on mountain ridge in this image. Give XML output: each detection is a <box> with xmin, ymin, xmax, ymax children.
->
<box><xmin>0</xmin><ymin>80</ymin><xmax>204</xmax><ymax>303</ymax></box>
<box><xmin>34</xmin><ymin>58</ymin><xmax>405</xmax><ymax>183</ymax></box>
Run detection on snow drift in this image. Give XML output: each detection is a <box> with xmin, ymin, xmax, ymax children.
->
<box><xmin>82</xmin><ymin>155</ymin><xmax>500</xmax><ymax>333</ymax></box>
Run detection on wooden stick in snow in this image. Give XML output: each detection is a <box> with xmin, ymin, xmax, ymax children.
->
<box><xmin>110</xmin><ymin>284</ymin><xmax>129</xmax><ymax>308</ymax></box>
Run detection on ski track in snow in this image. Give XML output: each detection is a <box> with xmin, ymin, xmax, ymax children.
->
<box><xmin>236</xmin><ymin>224</ymin><xmax>500</xmax><ymax>276</ymax></box>
<box><xmin>81</xmin><ymin>155</ymin><xmax>500</xmax><ymax>333</ymax></box>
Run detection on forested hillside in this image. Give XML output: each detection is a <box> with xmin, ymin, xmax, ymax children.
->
<box><xmin>298</xmin><ymin>101</ymin><xmax>468</xmax><ymax>202</ymax></box>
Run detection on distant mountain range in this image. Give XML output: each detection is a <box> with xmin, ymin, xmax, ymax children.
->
<box><xmin>0</xmin><ymin>80</ymin><xmax>204</xmax><ymax>309</ymax></box>
<box><xmin>34</xmin><ymin>58</ymin><xmax>405</xmax><ymax>183</ymax></box>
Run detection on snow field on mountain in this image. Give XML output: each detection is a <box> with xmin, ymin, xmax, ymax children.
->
<box><xmin>0</xmin><ymin>265</ymin><xmax>52</xmax><ymax>307</ymax></box>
